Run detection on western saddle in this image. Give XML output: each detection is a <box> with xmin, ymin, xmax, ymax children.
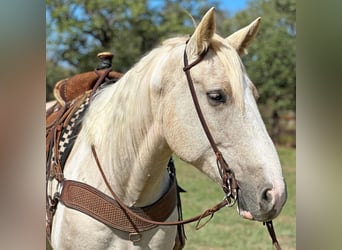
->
<box><xmin>46</xmin><ymin>52</ymin><xmax>123</xmax><ymax>237</ymax></box>
<box><xmin>45</xmin><ymin>52</ymin><xmax>185</xmax><ymax>249</ymax></box>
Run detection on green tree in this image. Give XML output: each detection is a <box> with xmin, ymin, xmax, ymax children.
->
<box><xmin>46</xmin><ymin>0</ymin><xmax>155</xmax><ymax>73</ymax></box>
<box><xmin>46</xmin><ymin>60</ymin><xmax>71</xmax><ymax>101</ymax></box>
<box><xmin>46</xmin><ymin>0</ymin><xmax>296</xmax><ymax>145</ymax></box>
<box><xmin>46</xmin><ymin>0</ymin><xmax>217</xmax><ymax>74</ymax></box>
<box><xmin>221</xmin><ymin>0</ymin><xmax>296</xmax><ymax>142</ymax></box>
<box><xmin>46</xmin><ymin>0</ymin><xmax>220</xmax><ymax>101</ymax></box>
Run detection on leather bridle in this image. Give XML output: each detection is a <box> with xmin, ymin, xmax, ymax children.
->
<box><xmin>90</xmin><ymin>42</ymin><xmax>281</xmax><ymax>249</ymax></box>
<box><xmin>183</xmin><ymin>42</ymin><xmax>238</xmax><ymax>206</ymax></box>
<box><xmin>183</xmin><ymin>42</ymin><xmax>281</xmax><ymax>250</ymax></box>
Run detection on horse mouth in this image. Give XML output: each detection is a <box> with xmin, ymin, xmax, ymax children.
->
<box><xmin>236</xmin><ymin>192</ymin><xmax>278</xmax><ymax>222</ymax></box>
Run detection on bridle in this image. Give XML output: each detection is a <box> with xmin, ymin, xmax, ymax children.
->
<box><xmin>183</xmin><ymin>42</ymin><xmax>281</xmax><ymax>249</ymax></box>
<box><xmin>183</xmin><ymin>41</ymin><xmax>238</xmax><ymax>206</ymax></box>
<box><xmin>90</xmin><ymin>41</ymin><xmax>281</xmax><ymax>249</ymax></box>
<box><xmin>183</xmin><ymin>42</ymin><xmax>281</xmax><ymax>250</ymax></box>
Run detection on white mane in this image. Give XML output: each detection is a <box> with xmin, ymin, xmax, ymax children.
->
<box><xmin>80</xmin><ymin>37</ymin><xmax>188</xmax><ymax>191</ymax></box>
<box><xmin>82</xmin><ymin>35</ymin><xmax>246</xmax><ymax>167</ymax></box>
<box><xmin>86</xmin><ymin>35</ymin><xmax>243</xmax><ymax>140</ymax></box>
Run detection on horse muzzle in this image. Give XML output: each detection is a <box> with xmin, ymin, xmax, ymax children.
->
<box><xmin>237</xmin><ymin>181</ymin><xmax>287</xmax><ymax>222</ymax></box>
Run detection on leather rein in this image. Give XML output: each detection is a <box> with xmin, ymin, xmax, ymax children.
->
<box><xmin>90</xmin><ymin>42</ymin><xmax>281</xmax><ymax>249</ymax></box>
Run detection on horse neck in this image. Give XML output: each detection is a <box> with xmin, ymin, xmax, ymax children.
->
<box><xmin>78</xmin><ymin>59</ymin><xmax>173</xmax><ymax>208</ymax></box>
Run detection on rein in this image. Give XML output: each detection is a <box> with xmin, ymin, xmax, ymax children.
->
<box><xmin>89</xmin><ymin>42</ymin><xmax>281</xmax><ymax>249</ymax></box>
<box><xmin>86</xmin><ymin>43</ymin><xmax>237</xmax><ymax>230</ymax></box>
<box><xmin>91</xmin><ymin>144</ymin><xmax>228</xmax><ymax>229</ymax></box>
<box><xmin>86</xmin><ymin>44</ymin><xmax>234</xmax><ymax>231</ymax></box>
<box><xmin>49</xmin><ymin>44</ymin><xmax>282</xmax><ymax>249</ymax></box>
<box><xmin>91</xmin><ymin>145</ymin><xmax>280</xmax><ymax>249</ymax></box>
<box><xmin>183</xmin><ymin>44</ymin><xmax>281</xmax><ymax>249</ymax></box>
<box><xmin>183</xmin><ymin>43</ymin><xmax>281</xmax><ymax>250</ymax></box>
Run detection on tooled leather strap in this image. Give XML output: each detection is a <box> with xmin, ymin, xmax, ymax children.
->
<box><xmin>90</xmin><ymin>144</ymin><xmax>229</xmax><ymax>228</ymax></box>
<box><xmin>59</xmin><ymin>179</ymin><xmax>177</xmax><ymax>233</ymax></box>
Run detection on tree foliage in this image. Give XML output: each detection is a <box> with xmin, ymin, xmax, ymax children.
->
<box><xmin>46</xmin><ymin>0</ymin><xmax>216</xmax><ymax>73</ymax></box>
<box><xmin>47</xmin><ymin>0</ymin><xmax>157</xmax><ymax>72</ymax></box>
<box><xmin>226</xmin><ymin>0</ymin><xmax>296</xmax><ymax>113</ymax></box>
<box><xmin>46</xmin><ymin>0</ymin><xmax>296</xmax><ymax>121</ymax></box>
<box><xmin>226</xmin><ymin>0</ymin><xmax>296</xmax><ymax>141</ymax></box>
<box><xmin>46</xmin><ymin>59</ymin><xmax>71</xmax><ymax>101</ymax></box>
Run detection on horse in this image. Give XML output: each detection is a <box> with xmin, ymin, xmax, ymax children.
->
<box><xmin>47</xmin><ymin>7</ymin><xmax>287</xmax><ymax>249</ymax></box>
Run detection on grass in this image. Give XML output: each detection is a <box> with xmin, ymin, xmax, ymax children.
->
<box><xmin>47</xmin><ymin>147</ymin><xmax>295</xmax><ymax>250</ymax></box>
<box><xmin>174</xmin><ymin>147</ymin><xmax>296</xmax><ymax>250</ymax></box>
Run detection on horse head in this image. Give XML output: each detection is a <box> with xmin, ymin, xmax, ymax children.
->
<box><xmin>155</xmin><ymin>8</ymin><xmax>287</xmax><ymax>222</ymax></box>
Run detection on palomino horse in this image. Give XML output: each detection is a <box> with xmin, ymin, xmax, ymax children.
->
<box><xmin>48</xmin><ymin>8</ymin><xmax>287</xmax><ymax>249</ymax></box>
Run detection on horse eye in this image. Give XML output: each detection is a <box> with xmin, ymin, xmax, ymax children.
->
<box><xmin>207</xmin><ymin>90</ymin><xmax>227</xmax><ymax>105</ymax></box>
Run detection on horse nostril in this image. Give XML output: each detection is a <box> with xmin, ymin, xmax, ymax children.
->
<box><xmin>254</xmin><ymin>183</ymin><xmax>286</xmax><ymax>221</ymax></box>
<box><xmin>259</xmin><ymin>185</ymin><xmax>275</xmax><ymax>211</ymax></box>
<box><xmin>262</xmin><ymin>188</ymin><xmax>272</xmax><ymax>202</ymax></box>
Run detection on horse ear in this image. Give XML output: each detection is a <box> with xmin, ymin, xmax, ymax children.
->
<box><xmin>187</xmin><ymin>7</ymin><xmax>216</xmax><ymax>58</ymax></box>
<box><xmin>226</xmin><ymin>17</ymin><xmax>261</xmax><ymax>56</ymax></box>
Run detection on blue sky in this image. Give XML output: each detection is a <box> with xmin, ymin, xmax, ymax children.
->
<box><xmin>216</xmin><ymin>0</ymin><xmax>249</xmax><ymax>14</ymax></box>
<box><xmin>148</xmin><ymin>0</ymin><xmax>249</xmax><ymax>15</ymax></box>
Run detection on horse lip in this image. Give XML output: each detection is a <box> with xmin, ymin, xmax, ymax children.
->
<box><xmin>239</xmin><ymin>209</ymin><xmax>254</xmax><ymax>220</ymax></box>
<box><xmin>236</xmin><ymin>189</ymin><xmax>254</xmax><ymax>220</ymax></box>
<box><xmin>237</xmin><ymin>195</ymin><xmax>278</xmax><ymax>222</ymax></box>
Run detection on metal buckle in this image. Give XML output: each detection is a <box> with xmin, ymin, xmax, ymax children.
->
<box><xmin>224</xmin><ymin>194</ymin><xmax>237</xmax><ymax>207</ymax></box>
<box><xmin>224</xmin><ymin>178</ymin><xmax>237</xmax><ymax>207</ymax></box>
<box><xmin>129</xmin><ymin>232</ymin><xmax>142</xmax><ymax>243</ymax></box>
<box><xmin>56</xmin><ymin>180</ymin><xmax>64</xmax><ymax>196</ymax></box>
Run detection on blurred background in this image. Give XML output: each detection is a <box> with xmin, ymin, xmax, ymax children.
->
<box><xmin>6</xmin><ymin>0</ymin><xmax>342</xmax><ymax>249</ymax></box>
<box><xmin>45</xmin><ymin>3</ymin><xmax>296</xmax><ymax>248</ymax></box>
<box><xmin>46</xmin><ymin>0</ymin><xmax>296</xmax><ymax>148</ymax></box>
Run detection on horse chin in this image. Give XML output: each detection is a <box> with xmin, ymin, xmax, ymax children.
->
<box><xmin>238</xmin><ymin>209</ymin><xmax>254</xmax><ymax>220</ymax></box>
<box><xmin>235</xmin><ymin>190</ymin><xmax>253</xmax><ymax>220</ymax></box>
<box><xmin>236</xmin><ymin>196</ymin><xmax>255</xmax><ymax>220</ymax></box>
<box><xmin>236</xmin><ymin>193</ymin><xmax>278</xmax><ymax>222</ymax></box>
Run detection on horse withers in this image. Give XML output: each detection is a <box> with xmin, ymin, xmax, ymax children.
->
<box><xmin>47</xmin><ymin>7</ymin><xmax>286</xmax><ymax>249</ymax></box>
